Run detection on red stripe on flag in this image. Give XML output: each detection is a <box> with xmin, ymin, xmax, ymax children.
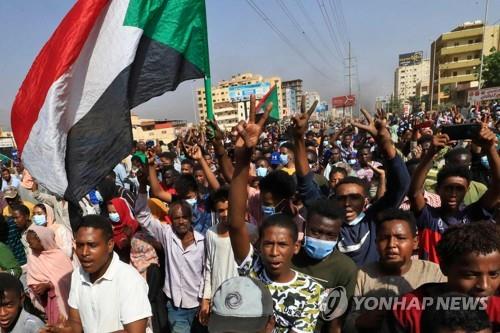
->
<box><xmin>255</xmin><ymin>85</ymin><xmax>276</xmax><ymax>112</ymax></box>
<box><xmin>11</xmin><ymin>0</ymin><xmax>109</xmax><ymax>154</ymax></box>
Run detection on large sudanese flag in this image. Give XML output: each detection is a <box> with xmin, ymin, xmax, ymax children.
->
<box><xmin>11</xmin><ymin>0</ymin><xmax>210</xmax><ymax>203</ymax></box>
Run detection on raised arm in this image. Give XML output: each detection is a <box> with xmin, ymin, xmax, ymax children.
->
<box><xmin>352</xmin><ymin>109</ymin><xmax>411</xmax><ymax>213</ymax></box>
<box><xmin>145</xmin><ymin>152</ymin><xmax>172</xmax><ymax>203</ymax></box>
<box><xmin>476</xmin><ymin>123</ymin><xmax>500</xmax><ymax>210</ymax></box>
<box><xmin>291</xmin><ymin>97</ymin><xmax>323</xmax><ymax>202</ymax></box>
<box><xmin>186</xmin><ymin>144</ymin><xmax>220</xmax><ymax>190</ymax></box>
<box><xmin>229</xmin><ymin>95</ymin><xmax>271</xmax><ymax>263</ymax></box>
<box><xmin>207</xmin><ymin>119</ymin><xmax>234</xmax><ymax>182</ymax></box>
<box><xmin>408</xmin><ymin>134</ymin><xmax>449</xmax><ymax>214</ymax></box>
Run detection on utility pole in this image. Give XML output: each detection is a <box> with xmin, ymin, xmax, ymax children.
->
<box><xmin>430</xmin><ymin>40</ymin><xmax>436</xmax><ymax>111</ymax></box>
<box><xmin>478</xmin><ymin>0</ymin><xmax>489</xmax><ymax>90</ymax></box>
<box><xmin>344</xmin><ymin>41</ymin><xmax>355</xmax><ymax>118</ymax></box>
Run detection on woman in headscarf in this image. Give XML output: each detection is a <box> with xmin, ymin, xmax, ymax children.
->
<box><xmin>130</xmin><ymin>232</ymin><xmax>168</xmax><ymax>333</ymax></box>
<box><xmin>25</xmin><ymin>225</ymin><xmax>73</xmax><ymax>325</ymax></box>
<box><xmin>32</xmin><ymin>203</ymin><xmax>73</xmax><ymax>259</ymax></box>
<box><xmin>107</xmin><ymin>197</ymin><xmax>139</xmax><ymax>263</ymax></box>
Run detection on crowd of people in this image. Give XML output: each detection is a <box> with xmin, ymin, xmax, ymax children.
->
<box><xmin>0</xmin><ymin>97</ymin><xmax>499</xmax><ymax>333</ymax></box>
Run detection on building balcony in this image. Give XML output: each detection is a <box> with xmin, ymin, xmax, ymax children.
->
<box><xmin>440</xmin><ymin>43</ymin><xmax>482</xmax><ymax>55</ymax></box>
<box><xmin>441</xmin><ymin>27</ymin><xmax>483</xmax><ymax>41</ymax></box>
<box><xmin>439</xmin><ymin>59</ymin><xmax>481</xmax><ymax>70</ymax></box>
<box><xmin>439</xmin><ymin>73</ymin><xmax>478</xmax><ymax>85</ymax></box>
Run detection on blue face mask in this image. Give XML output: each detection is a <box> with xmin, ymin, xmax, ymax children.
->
<box><xmin>304</xmin><ymin>236</ymin><xmax>338</xmax><ymax>260</ymax></box>
<box><xmin>33</xmin><ymin>214</ymin><xmax>47</xmax><ymax>226</ymax></box>
<box><xmin>262</xmin><ymin>205</ymin><xmax>275</xmax><ymax>218</ymax></box>
<box><xmin>109</xmin><ymin>212</ymin><xmax>120</xmax><ymax>223</ymax></box>
<box><xmin>256</xmin><ymin>167</ymin><xmax>268</xmax><ymax>177</ymax></box>
<box><xmin>480</xmin><ymin>155</ymin><xmax>490</xmax><ymax>169</ymax></box>
<box><xmin>185</xmin><ymin>198</ymin><xmax>197</xmax><ymax>207</ymax></box>
<box><xmin>279</xmin><ymin>154</ymin><xmax>289</xmax><ymax>165</ymax></box>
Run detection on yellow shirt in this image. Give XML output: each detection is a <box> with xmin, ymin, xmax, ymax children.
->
<box><xmin>280</xmin><ymin>167</ymin><xmax>296</xmax><ymax>176</ymax></box>
<box><xmin>3</xmin><ymin>200</ymin><xmax>35</xmax><ymax>217</ymax></box>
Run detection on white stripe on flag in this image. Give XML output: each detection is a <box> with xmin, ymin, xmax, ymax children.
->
<box><xmin>22</xmin><ymin>0</ymin><xmax>142</xmax><ymax>196</ymax></box>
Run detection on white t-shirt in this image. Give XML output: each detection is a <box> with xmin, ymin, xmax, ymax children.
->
<box><xmin>68</xmin><ymin>252</ymin><xmax>152</xmax><ymax>333</ymax></box>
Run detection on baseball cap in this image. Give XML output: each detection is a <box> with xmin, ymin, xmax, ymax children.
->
<box><xmin>208</xmin><ymin>276</ymin><xmax>273</xmax><ymax>333</ymax></box>
<box><xmin>270</xmin><ymin>152</ymin><xmax>280</xmax><ymax>165</ymax></box>
<box><xmin>3</xmin><ymin>187</ymin><xmax>18</xmax><ymax>199</ymax></box>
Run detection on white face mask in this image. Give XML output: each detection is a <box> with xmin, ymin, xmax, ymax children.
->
<box><xmin>185</xmin><ymin>198</ymin><xmax>197</xmax><ymax>207</ymax></box>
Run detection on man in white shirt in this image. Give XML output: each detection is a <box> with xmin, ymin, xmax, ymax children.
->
<box><xmin>1</xmin><ymin>169</ymin><xmax>21</xmax><ymax>192</ymax></box>
<box><xmin>42</xmin><ymin>215</ymin><xmax>151</xmax><ymax>333</ymax></box>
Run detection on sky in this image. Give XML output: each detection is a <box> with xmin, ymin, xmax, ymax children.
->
<box><xmin>1</xmin><ymin>0</ymin><xmax>499</xmax><ymax>130</ymax></box>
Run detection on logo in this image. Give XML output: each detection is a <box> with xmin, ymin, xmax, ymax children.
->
<box><xmin>319</xmin><ymin>286</ymin><xmax>348</xmax><ymax>320</ymax></box>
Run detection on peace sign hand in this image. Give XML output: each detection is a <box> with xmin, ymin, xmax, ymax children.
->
<box><xmin>291</xmin><ymin>95</ymin><xmax>318</xmax><ymax>138</ymax></box>
<box><xmin>352</xmin><ymin>108</ymin><xmax>389</xmax><ymax>140</ymax></box>
<box><xmin>235</xmin><ymin>94</ymin><xmax>272</xmax><ymax>149</ymax></box>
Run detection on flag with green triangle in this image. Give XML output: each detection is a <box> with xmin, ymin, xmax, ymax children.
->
<box><xmin>256</xmin><ymin>85</ymin><xmax>280</xmax><ymax>122</ymax></box>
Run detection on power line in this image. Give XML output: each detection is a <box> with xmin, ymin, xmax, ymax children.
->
<box><xmin>332</xmin><ymin>0</ymin><xmax>350</xmax><ymax>42</ymax></box>
<box><xmin>245</xmin><ymin>0</ymin><xmax>332</xmax><ymax>79</ymax></box>
<box><xmin>316</xmin><ymin>0</ymin><xmax>345</xmax><ymax>60</ymax></box>
<box><xmin>275</xmin><ymin>0</ymin><xmax>334</xmax><ymax>67</ymax></box>
<box><xmin>326</xmin><ymin>0</ymin><xmax>349</xmax><ymax>51</ymax></box>
<box><xmin>293</xmin><ymin>0</ymin><xmax>338</xmax><ymax>64</ymax></box>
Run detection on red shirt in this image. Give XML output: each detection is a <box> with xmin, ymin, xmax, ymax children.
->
<box><xmin>392</xmin><ymin>283</ymin><xmax>500</xmax><ymax>333</ymax></box>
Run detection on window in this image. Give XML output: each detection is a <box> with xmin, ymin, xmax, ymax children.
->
<box><xmin>453</xmin><ymin>57</ymin><xmax>458</xmax><ymax>62</ymax></box>
<box><xmin>452</xmin><ymin>71</ymin><xmax>457</xmax><ymax>76</ymax></box>
<box><xmin>475</xmin><ymin>38</ymin><xmax>481</xmax><ymax>43</ymax></box>
<box><xmin>468</xmin><ymin>40</ymin><xmax>473</xmax><ymax>44</ymax></box>
<box><xmin>474</xmin><ymin>53</ymin><xmax>480</xmax><ymax>59</ymax></box>
<box><xmin>466</xmin><ymin>70</ymin><xmax>471</xmax><ymax>74</ymax></box>
<box><xmin>467</xmin><ymin>55</ymin><xmax>472</xmax><ymax>60</ymax></box>
<box><xmin>454</xmin><ymin>42</ymin><xmax>459</xmax><ymax>46</ymax></box>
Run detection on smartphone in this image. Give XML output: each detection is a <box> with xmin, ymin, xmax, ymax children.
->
<box><xmin>441</xmin><ymin>124</ymin><xmax>481</xmax><ymax>140</ymax></box>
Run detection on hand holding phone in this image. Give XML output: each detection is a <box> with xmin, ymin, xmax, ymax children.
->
<box><xmin>440</xmin><ymin>124</ymin><xmax>481</xmax><ymax>141</ymax></box>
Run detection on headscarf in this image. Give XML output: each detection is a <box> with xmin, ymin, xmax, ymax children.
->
<box><xmin>26</xmin><ymin>225</ymin><xmax>73</xmax><ymax>320</ymax></box>
<box><xmin>43</xmin><ymin>204</ymin><xmax>55</xmax><ymax>226</ymax></box>
<box><xmin>110</xmin><ymin>197</ymin><xmax>139</xmax><ymax>249</ymax></box>
<box><xmin>130</xmin><ymin>231</ymin><xmax>160</xmax><ymax>279</ymax></box>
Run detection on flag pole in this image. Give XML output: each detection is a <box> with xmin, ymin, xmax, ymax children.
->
<box><xmin>204</xmin><ymin>77</ymin><xmax>214</xmax><ymax>120</ymax></box>
<box><xmin>201</xmin><ymin>0</ymin><xmax>214</xmax><ymax>120</ymax></box>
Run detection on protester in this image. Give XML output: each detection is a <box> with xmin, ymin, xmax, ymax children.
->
<box><xmin>106</xmin><ymin>197</ymin><xmax>139</xmax><ymax>262</ymax></box>
<box><xmin>25</xmin><ymin>225</ymin><xmax>72</xmax><ymax>325</ymax></box>
<box><xmin>408</xmin><ymin>124</ymin><xmax>499</xmax><ymax>263</ymax></box>
<box><xmin>390</xmin><ymin>221</ymin><xmax>500</xmax><ymax>332</ymax></box>
<box><xmin>228</xmin><ymin>96</ymin><xmax>324</xmax><ymax>332</ymax></box>
<box><xmin>1</xmin><ymin>169</ymin><xmax>21</xmax><ymax>192</ymax></box>
<box><xmin>136</xmin><ymin>166</ymin><xmax>205</xmax><ymax>333</ymax></box>
<box><xmin>32</xmin><ymin>204</ymin><xmax>73</xmax><ymax>259</ymax></box>
<box><xmin>344</xmin><ymin>208</ymin><xmax>446</xmax><ymax>332</ymax></box>
<box><xmin>42</xmin><ymin>215</ymin><xmax>151</xmax><ymax>333</ymax></box>
<box><xmin>129</xmin><ymin>232</ymin><xmax>168</xmax><ymax>333</ymax></box>
<box><xmin>0</xmin><ymin>272</ymin><xmax>44</xmax><ymax>333</ymax></box>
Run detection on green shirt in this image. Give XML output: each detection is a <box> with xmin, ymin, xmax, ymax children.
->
<box><xmin>0</xmin><ymin>241</ymin><xmax>21</xmax><ymax>278</ymax></box>
<box><xmin>292</xmin><ymin>248</ymin><xmax>358</xmax><ymax>332</ymax></box>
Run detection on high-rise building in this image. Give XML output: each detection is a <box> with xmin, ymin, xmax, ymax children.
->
<box><xmin>196</xmin><ymin>73</ymin><xmax>283</xmax><ymax>129</ymax></box>
<box><xmin>430</xmin><ymin>21</ymin><xmax>500</xmax><ymax>106</ymax></box>
<box><xmin>282</xmin><ymin>79</ymin><xmax>303</xmax><ymax>115</ymax></box>
<box><xmin>394</xmin><ymin>51</ymin><xmax>430</xmax><ymax>102</ymax></box>
<box><xmin>304</xmin><ymin>91</ymin><xmax>321</xmax><ymax>111</ymax></box>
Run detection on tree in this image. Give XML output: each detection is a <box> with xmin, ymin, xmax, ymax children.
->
<box><xmin>481</xmin><ymin>49</ymin><xmax>500</xmax><ymax>88</ymax></box>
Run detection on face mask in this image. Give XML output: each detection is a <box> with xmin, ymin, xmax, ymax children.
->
<box><xmin>304</xmin><ymin>236</ymin><xmax>338</xmax><ymax>260</ymax></box>
<box><xmin>185</xmin><ymin>198</ymin><xmax>197</xmax><ymax>207</ymax></box>
<box><xmin>279</xmin><ymin>154</ymin><xmax>289</xmax><ymax>165</ymax></box>
<box><xmin>262</xmin><ymin>205</ymin><xmax>275</xmax><ymax>218</ymax></box>
<box><xmin>480</xmin><ymin>155</ymin><xmax>490</xmax><ymax>169</ymax></box>
<box><xmin>348</xmin><ymin>212</ymin><xmax>365</xmax><ymax>226</ymax></box>
<box><xmin>33</xmin><ymin>214</ymin><xmax>47</xmax><ymax>226</ymax></box>
<box><xmin>256</xmin><ymin>167</ymin><xmax>268</xmax><ymax>177</ymax></box>
<box><xmin>109</xmin><ymin>212</ymin><xmax>120</xmax><ymax>223</ymax></box>
<box><xmin>348</xmin><ymin>159</ymin><xmax>357</xmax><ymax>166</ymax></box>
<box><xmin>94</xmin><ymin>191</ymin><xmax>103</xmax><ymax>203</ymax></box>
